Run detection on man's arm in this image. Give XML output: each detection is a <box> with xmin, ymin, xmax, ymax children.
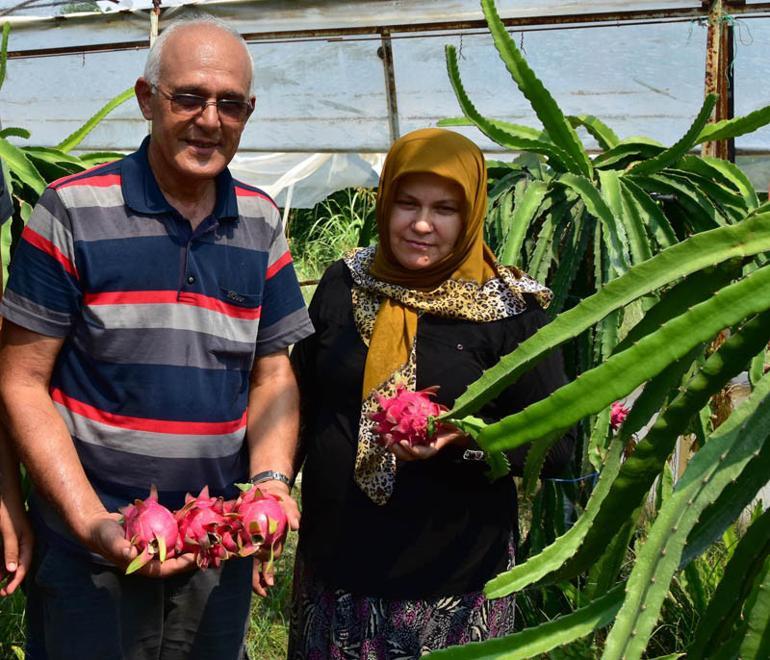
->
<box><xmin>245</xmin><ymin>348</ymin><xmax>301</xmax><ymax>595</ymax></box>
<box><xmin>0</xmin><ymin>422</ymin><xmax>33</xmax><ymax>596</ymax></box>
<box><xmin>0</xmin><ymin>321</ymin><xmax>137</xmax><ymax>569</ymax></box>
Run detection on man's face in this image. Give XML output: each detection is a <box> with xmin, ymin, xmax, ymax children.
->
<box><xmin>136</xmin><ymin>25</ymin><xmax>255</xmax><ymax>187</ymax></box>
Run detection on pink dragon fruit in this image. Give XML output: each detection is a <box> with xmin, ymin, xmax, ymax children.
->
<box><xmin>232</xmin><ymin>487</ymin><xmax>288</xmax><ymax>566</ymax></box>
<box><xmin>121</xmin><ymin>485</ymin><xmax>178</xmax><ymax>575</ymax></box>
<box><xmin>369</xmin><ymin>385</ymin><xmax>448</xmax><ymax>448</ymax></box>
<box><xmin>175</xmin><ymin>487</ymin><xmax>235</xmax><ymax>569</ymax></box>
<box><xmin>610</xmin><ymin>401</ymin><xmax>630</xmax><ymax>431</ymax></box>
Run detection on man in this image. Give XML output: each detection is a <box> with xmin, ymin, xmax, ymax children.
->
<box><xmin>0</xmin><ymin>15</ymin><xmax>312</xmax><ymax>658</ymax></box>
<box><xmin>0</xmin><ymin>160</ymin><xmax>34</xmax><ymax>599</ymax></box>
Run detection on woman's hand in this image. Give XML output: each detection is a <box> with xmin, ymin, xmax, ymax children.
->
<box><xmin>0</xmin><ymin>489</ymin><xmax>34</xmax><ymax>597</ymax></box>
<box><xmin>389</xmin><ymin>424</ymin><xmax>470</xmax><ymax>462</ymax></box>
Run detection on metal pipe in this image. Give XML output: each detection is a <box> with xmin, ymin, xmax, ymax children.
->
<box><xmin>6</xmin><ymin>3</ymin><xmax>770</xmax><ymax>60</ymax></box>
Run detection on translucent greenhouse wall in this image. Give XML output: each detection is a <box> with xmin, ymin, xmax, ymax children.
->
<box><xmin>1</xmin><ymin>0</ymin><xmax>770</xmax><ymax>202</ymax></box>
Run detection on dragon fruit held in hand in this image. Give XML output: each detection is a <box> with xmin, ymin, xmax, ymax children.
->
<box><xmin>610</xmin><ymin>401</ymin><xmax>630</xmax><ymax>431</ymax></box>
<box><xmin>232</xmin><ymin>487</ymin><xmax>288</xmax><ymax>563</ymax></box>
<box><xmin>175</xmin><ymin>486</ymin><xmax>237</xmax><ymax>569</ymax></box>
<box><xmin>369</xmin><ymin>385</ymin><xmax>448</xmax><ymax>448</ymax></box>
<box><xmin>121</xmin><ymin>485</ymin><xmax>178</xmax><ymax>575</ymax></box>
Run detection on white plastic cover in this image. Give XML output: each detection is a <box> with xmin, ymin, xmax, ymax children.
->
<box><xmin>1</xmin><ymin>0</ymin><xmax>768</xmax><ymax>203</ymax></box>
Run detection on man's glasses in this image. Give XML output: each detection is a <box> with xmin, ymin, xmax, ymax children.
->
<box><xmin>152</xmin><ymin>85</ymin><xmax>254</xmax><ymax>123</ymax></box>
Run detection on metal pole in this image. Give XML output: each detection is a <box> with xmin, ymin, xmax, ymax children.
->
<box><xmin>378</xmin><ymin>29</ymin><xmax>400</xmax><ymax>145</ymax></box>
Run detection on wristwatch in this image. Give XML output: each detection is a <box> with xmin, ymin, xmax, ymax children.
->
<box><xmin>249</xmin><ymin>470</ymin><xmax>293</xmax><ymax>488</ymax></box>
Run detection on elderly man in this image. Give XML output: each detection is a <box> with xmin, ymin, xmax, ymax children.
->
<box><xmin>0</xmin><ymin>161</ymin><xmax>34</xmax><ymax>600</ymax></box>
<box><xmin>0</xmin><ymin>15</ymin><xmax>312</xmax><ymax>659</ymax></box>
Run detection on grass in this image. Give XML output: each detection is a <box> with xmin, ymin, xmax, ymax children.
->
<box><xmin>0</xmin><ymin>588</ymin><xmax>26</xmax><ymax>659</ymax></box>
<box><xmin>244</xmin><ymin>530</ymin><xmax>297</xmax><ymax>659</ymax></box>
<box><xmin>287</xmin><ymin>186</ymin><xmax>376</xmax><ymax>283</ymax></box>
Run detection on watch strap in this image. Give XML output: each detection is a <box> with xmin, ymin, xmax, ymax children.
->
<box><xmin>249</xmin><ymin>470</ymin><xmax>293</xmax><ymax>488</ymax></box>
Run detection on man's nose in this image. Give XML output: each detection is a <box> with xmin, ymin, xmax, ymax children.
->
<box><xmin>195</xmin><ymin>103</ymin><xmax>222</xmax><ymax>129</ymax></box>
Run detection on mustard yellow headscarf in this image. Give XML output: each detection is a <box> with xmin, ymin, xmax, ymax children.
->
<box><xmin>363</xmin><ymin>128</ymin><xmax>500</xmax><ymax>397</ymax></box>
<box><xmin>345</xmin><ymin>128</ymin><xmax>552</xmax><ymax>504</ymax></box>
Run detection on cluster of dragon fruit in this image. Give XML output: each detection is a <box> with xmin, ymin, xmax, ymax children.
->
<box><xmin>121</xmin><ymin>485</ymin><xmax>287</xmax><ymax>575</ymax></box>
<box><xmin>369</xmin><ymin>385</ymin><xmax>448</xmax><ymax>448</ymax></box>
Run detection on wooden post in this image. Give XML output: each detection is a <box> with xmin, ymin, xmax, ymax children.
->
<box><xmin>702</xmin><ymin>0</ymin><xmax>740</xmax><ymax>161</ymax></box>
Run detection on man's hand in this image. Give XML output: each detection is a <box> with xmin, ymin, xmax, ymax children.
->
<box><xmin>85</xmin><ymin>511</ymin><xmax>197</xmax><ymax>577</ymax></box>
<box><xmin>389</xmin><ymin>424</ymin><xmax>470</xmax><ymax>462</ymax></box>
<box><xmin>250</xmin><ymin>479</ymin><xmax>299</xmax><ymax>596</ymax></box>
<box><xmin>0</xmin><ymin>492</ymin><xmax>34</xmax><ymax>597</ymax></box>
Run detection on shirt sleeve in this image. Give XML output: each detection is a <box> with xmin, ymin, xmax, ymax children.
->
<box><xmin>254</xmin><ymin>210</ymin><xmax>314</xmax><ymax>355</ymax></box>
<box><xmin>0</xmin><ymin>187</ymin><xmax>82</xmax><ymax>337</ymax></box>
<box><xmin>485</xmin><ymin>298</ymin><xmax>576</xmax><ymax>477</ymax></box>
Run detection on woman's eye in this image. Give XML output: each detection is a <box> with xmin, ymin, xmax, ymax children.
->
<box><xmin>437</xmin><ymin>206</ymin><xmax>458</xmax><ymax>214</ymax></box>
<box><xmin>397</xmin><ymin>199</ymin><xmax>417</xmax><ymax>208</ymax></box>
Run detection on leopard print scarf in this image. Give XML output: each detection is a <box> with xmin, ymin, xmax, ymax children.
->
<box><xmin>345</xmin><ymin>246</ymin><xmax>552</xmax><ymax>505</ymax></box>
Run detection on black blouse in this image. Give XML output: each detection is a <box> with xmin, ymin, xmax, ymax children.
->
<box><xmin>290</xmin><ymin>260</ymin><xmax>574</xmax><ymax>599</ymax></box>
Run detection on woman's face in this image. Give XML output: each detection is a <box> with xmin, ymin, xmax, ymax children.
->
<box><xmin>388</xmin><ymin>172</ymin><xmax>464</xmax><ymax>271</ymax></box>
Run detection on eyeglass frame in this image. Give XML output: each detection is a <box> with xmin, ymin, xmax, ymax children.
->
<box><xmin>151</xmin><ymin>84</ymin><xmax>255</xmax><ymax>123</ymax></box>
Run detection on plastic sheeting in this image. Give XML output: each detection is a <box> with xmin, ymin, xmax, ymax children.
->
<box><xmin>1</xmin><ymin>0</ymin><xmax>769</xmax><ymax>203</ymax></box>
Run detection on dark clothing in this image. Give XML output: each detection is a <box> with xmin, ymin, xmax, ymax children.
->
<box><xmin>0</xmin><ymin>162</ymin><xmax>12</xmax><ymax>224</ymax></box>
<box><xmin>291</xmin><ymin>260</ymin><xmax>573</xmax><ymax>599</ymax></box>
<box><xmin>25</xmin><ymin>539</ymin><xmax>252</xmax><ymax>660</ymax></box>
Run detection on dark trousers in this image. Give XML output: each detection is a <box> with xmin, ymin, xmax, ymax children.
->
<box><xmin>25</xmin><ymin>540</ymin><xmax>253</xmax><ymax>660</ymax></box>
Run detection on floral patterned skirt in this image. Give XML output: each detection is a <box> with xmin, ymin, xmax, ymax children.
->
<box><xmin>287</xmin><ymin>554</ymin><xmax>516</xmax><ymax>660</ymax></box>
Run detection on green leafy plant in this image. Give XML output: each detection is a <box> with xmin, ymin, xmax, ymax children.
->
<box><xmin>0</xmin><ymin>23</ymin><xmax>131</xmax><ymax>278</ymax></box>
<box><xmin>288</xmin><ymin>186</ymin><xmax>376</xmax><ymax>282</ymax></box>
<box><xmin>427</xmin><ymin>1</ymin><xmax>770</xmax><ymax>657</ymax></box>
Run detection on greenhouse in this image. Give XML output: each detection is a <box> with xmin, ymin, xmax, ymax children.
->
<box><xmin>1</xmin><ymin>0</ymin><xmax>770</xmax><ymax>658</ymax></box>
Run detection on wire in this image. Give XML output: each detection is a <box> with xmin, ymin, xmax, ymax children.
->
<box><xmin>543</xmin><ymin>472</ymin><xmax>599</xmax><ymax>484</ymax></box>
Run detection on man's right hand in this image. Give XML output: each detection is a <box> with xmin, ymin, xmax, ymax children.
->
<box><xmin>83</xmin><ymin>512</ymin><xmax>197</xmax><ymax>578</ymax></box>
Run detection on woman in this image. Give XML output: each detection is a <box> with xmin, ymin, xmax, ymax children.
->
<box><xmin>289</xmin><ymin>128</ymin><xmax>573</xmax><ymax>658</ymax></box>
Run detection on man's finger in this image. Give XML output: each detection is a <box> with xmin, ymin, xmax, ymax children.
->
<box><xmin>2</xmin><ymin>534</ymin><xmax>19</xmax><ymax>575</ymax></box>
<box><xmin>252</xmin><ymin>559</ymin><xmax>269</xmax><ymax>597</ymax></box>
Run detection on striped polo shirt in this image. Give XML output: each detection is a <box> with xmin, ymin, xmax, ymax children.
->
<box><xmin>1</xmin><ymin>137</ymin><xmax>313</xmax><ymax>553</ymax></box>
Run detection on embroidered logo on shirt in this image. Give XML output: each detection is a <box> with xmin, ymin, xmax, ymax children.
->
<box><xmin>225</xmin><ymin>290</ymin><xmax>246</xmax><ymax>304</ymax></box>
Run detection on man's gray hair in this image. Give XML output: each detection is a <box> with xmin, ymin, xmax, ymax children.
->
<box><xmin>143</xmin><ymin>12</ymin><xmax>254</xmax><ymax>93</ymax></box>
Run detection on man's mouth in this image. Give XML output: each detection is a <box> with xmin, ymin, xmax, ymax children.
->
<box><xmin>186</xmin><ymin>139</ymin><xmax>220</xmax><ymax>150</ymax></box>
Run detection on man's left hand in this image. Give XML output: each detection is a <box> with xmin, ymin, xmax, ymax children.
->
<box><xmin>249</xmin><ymin>479</ymin><xmax>299</xmax><ymax>596</ymax></box>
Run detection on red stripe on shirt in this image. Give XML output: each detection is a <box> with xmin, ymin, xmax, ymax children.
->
<box><xmin>55</xmin><ymin>173</ymin><xmax>122</xmax><ymax>190</ymax></box>
<box><xmin>234</xmin><ymin>186</ymin><xmax>279</xmax><ymax>210</ymax></box>
<box><xmin>266</xmin><ymin>250</ymin><xmax>292</xmax><ymax>280</ymax></box>
<box><xmin>21</xmin><ymin>226</ymin><xmax>79</xmax><ymax>279</ymax></box>
<box><xmin>51</xmin><ymin>388</ymin><xmax>248</xmax><ymax>435</ymax></box>
<box><xmin>83</xmin><ymin>290</ymin><xmax>261</xmax><ymax>320</ymax></box>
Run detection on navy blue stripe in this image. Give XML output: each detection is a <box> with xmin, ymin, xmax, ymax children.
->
<box><xmin>260</xmin><ymin>261</ymin><xmax>306</xmax><ymax>327</ymax></box>
<box><xmin>76</xmin><ymin>438</ymin><xmax>248</xmax><ymax>510</ymax></box>
<box><xmin>76</xmin><ymin>235</ymin><xmax>186</xmax><ymax>291</ymax></box>
<box><xmin>53</xmin><ymin>342</ymin><xmax>250</xmax><ymax>422</ymax></box>
<box><xmin>7</xmin><ymin>239</ymin><xmax>81</xmax><ymax>314</ymax></box>
<box><xmin>75</xmin><ymin>234</ymin><xmax>270</xmax><ymax>300</ymax></box>
<box><xmin>187</xmin><ymin>240</ymin><xmax>268</xmax><ymax>298</ymax></box>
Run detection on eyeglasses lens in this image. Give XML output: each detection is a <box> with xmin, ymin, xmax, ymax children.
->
<box><xmin>169</xmin><ymin>94</ymin><xmax>250</xmax><ymax>122</ymax></box>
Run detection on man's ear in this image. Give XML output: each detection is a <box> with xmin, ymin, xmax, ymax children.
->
<box><xmin>135</xmin><ymin>78</ymin><xmax>154</xmax><ymax>121</ymax></box>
